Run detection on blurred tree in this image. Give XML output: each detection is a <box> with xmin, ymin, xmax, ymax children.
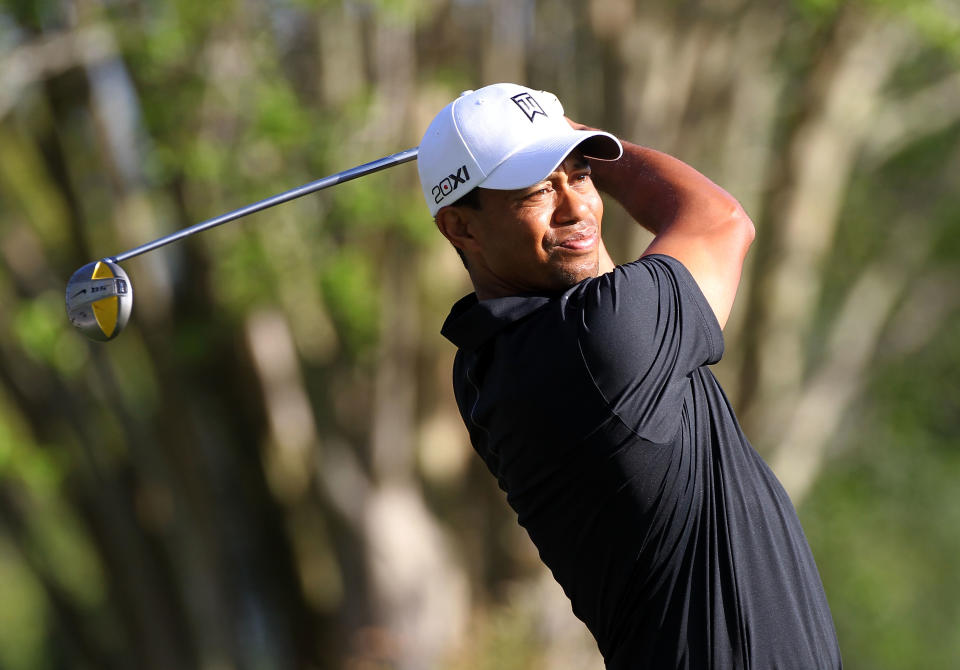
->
<box><xmin>0</xmin><ymin>0</ymin><xmax>957</xmax><ymax>669</ymax></box>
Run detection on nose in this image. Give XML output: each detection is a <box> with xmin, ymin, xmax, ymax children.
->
<box><xmin>553</xmin><ymin>181</ymin><xmax>589</xmax><ymax>225</ymax></box>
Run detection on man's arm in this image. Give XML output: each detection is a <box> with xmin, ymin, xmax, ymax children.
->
<box><xmin>577</xmin><ymin>124</ymin><xmax>755</xmax><ymax>329</ymax></box>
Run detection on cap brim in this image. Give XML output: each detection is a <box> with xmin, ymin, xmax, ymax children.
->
<box><xmin>480</xmin><ymin>130</ymin><xmax>622</xmax><ymax>191</ymax></box>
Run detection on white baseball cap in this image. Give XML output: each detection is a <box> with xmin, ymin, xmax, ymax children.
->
<box><xmin>418</xmin><ymin>83</ymin><xmax>623</xmax><ymax>216</ymax></box>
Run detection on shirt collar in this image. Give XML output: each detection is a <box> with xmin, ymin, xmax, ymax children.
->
<box><xmin>441</xmin><ymin>292</ymin><xmax>553</xmax><ymax>350</ymax></box>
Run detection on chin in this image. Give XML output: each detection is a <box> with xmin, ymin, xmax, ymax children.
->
<box><xmin>551</xmin><ymin>262</ymin><xmax>599</xmax><ymax>289</ymax></box>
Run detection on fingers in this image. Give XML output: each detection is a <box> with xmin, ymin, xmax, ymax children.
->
<box><xmin>565</xmin><ymin>116</ymin><xmax>591</xmax><ymax>131</ymax></box>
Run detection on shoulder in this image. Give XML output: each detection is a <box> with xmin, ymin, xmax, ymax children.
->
<box><xmin>567</xmin><ymin>255</ymin><xmax>722</xmax><ymax>361</ymax></box>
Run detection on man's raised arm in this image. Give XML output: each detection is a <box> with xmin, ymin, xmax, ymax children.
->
<box><xmin>579</xmin><ymin>124</ymin><xmax>755</xmax><ymax>330</ymax></box>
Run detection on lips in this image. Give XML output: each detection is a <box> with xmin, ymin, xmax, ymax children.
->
<box><xmin>556</xmin><ymin>228</ymin><xmax>598</xmax><ymax>251</ymax></box>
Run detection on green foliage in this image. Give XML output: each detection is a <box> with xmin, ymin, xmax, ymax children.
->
<box><xmin>105</xmin><ymin>334</ymin><xmax>162</xmax><ymax>418</ymax></box>
<box><xmin>33</xmin><ymin>500</ymin><xmax>107</xmax><ymax>608</ymax></box>
<box><xmin>0</xmin><ymin>0</ymin><xmax>60</xmax><ymax>30</ymax></box>
<box><xmin>0</xmin><ymin>413</ymin><xmax>62</xmax><ymax>496</ymax></box>
<box><xmin>307</xmin><ymin>0</ymin><xmax>435</xmax><ymax>24</ymax></box>
<box><xmin>792</xmin><ymin>0</ymin><xmax>842</xmax><ymax>20</ymax></box>
<box><xmin>326</xmin><ymin>177</ymin><xmax>433</xmax><ymax>247</ymax></box>
<box><xmin>251</xmin><ymin>80</ymin><xmax>313</xmax><ymax>149</ymax></box>
<box><xmin>803</xmin><ymin>310</ymin><xmax>960</xmax><ymax>669</ymax></box>
<box><xmin>12</xmin><ymin>291</ymin><xmax>87</xmax><ymax>378</ymax></box>
<box><xmin>393</xmin><ymin>191</ymin><xmax>437</xmax><ymax>246</ymax></box>
<box><xmin>210</xmin><ymin>229</ymin><xmax>278</xmax><ymax>315</ymax></box>
<box><xmin>0</xmin><ymin>1</ymin><xmax>958</xmax><ymax>668</ymax></box>
<box><xmin>0</xmin><ymin>540</ymin><xmax>47</xmax><ymax>670</ymax></box>
<box><xmin>183</xmin><ymin>136</ymin><xmax>231</xmax><ymax>183</ymax></box>
<box><xmin>320</xmin><ymin>247</ymin><xmax>381</xmax><ymax>358</ymax></box>
<box><xmin>872</xmin><ymin>0</ymin><xmax>960</xmax><ymax>59</ymax></box>
<box><xmin>0</xmin><ymin>418</ymin><xmax>106</xmax><ymax>664</ymax></box>
<box><xmin>0</xmin><ymin>126</ymin><xmax>71</xmax><ymax>254</ymax></box>
<box><xmin>886</xmin><ymin>45</ymin><xmax>960</xmax><ymax>99</ymax></box>
<box><xmin>812</xmin><ymin>120</ymin><xmax>960</xmax><ymax>367</ymax></box>
<box><xmin>790</xmin><ymin>0</ymin><xmax>960</xmax><ymax>49</ymax></box>
<box><xmin>140</xmin><ymin>9</ymin><xmax>191</xmax><ymax>68</ymax></box>
<box><xmin>166</xmin><ymin>0</ymin><xmax>238</xmax><ymax>41</ymax></box>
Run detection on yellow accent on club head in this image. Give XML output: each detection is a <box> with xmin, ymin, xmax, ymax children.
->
<box><xmin>92</xmin><ymin>296</ymin><xmax>119</xmax><ymax>337</ymax></box>
<box><xmin>90</xmin><ymin>261</ymin><xmax>118</xmax><ymax>337</ymax></box>
<box><xmin>91</xmin><ymin>261</ymin><xmax>114</xmax><ymax>279</ymax></box>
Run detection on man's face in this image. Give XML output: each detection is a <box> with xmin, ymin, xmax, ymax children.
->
<box><xmin>461</xmin><ymin>153</ymin><xmax>604</xmax><ymax>296</ymax></box>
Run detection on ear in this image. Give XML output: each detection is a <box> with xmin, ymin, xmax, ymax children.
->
<box><xmin>435</xmin><ymin>206</ymin><xmax>481</xmax><ymax>255</ymax></box>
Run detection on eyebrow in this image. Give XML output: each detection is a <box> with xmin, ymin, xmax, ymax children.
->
<box><xmin>512</xmin><ymin>157</ymin><xmax>592</xmax><ymax>199</ymax></box>
<box><xmin>550</xmin><ymin>158</ymin><xmax>591</xmax><ymax>178</ymax></box>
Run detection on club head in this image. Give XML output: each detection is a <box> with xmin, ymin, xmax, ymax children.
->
<box><xmin>65</xmin><ymin>260</ymin><xmax>133</xmax><ymax>341</ymax></box>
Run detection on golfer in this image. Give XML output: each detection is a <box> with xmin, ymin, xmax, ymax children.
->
<box><xmin>418</xmin><ymin>84</ymin><xmax>841</xmax><ymax>669</ymax></box>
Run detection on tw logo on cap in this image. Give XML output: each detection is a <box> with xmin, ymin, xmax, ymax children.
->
<box><xmin>431</xmin><ymin>165</ymin><xmax>471</xmax><ymax>205</ymax></box>
<box><xmin>511</xmin><ymin>92</ymin><xmax>547</xmax><ymax>122</ymax></box>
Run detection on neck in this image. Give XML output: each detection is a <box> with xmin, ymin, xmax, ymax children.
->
<box><xmin>470</xmin><ymin>274</ymin><xmax>524</xmax><ymax>301</ymax></box>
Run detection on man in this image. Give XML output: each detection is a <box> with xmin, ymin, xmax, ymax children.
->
<box><xmin>418</xmin><ymin>83</ymin><xmax>841</xmax><ymax>669</ymax></box>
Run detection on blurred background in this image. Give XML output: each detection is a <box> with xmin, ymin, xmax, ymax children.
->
<box><xmin>0</xmin><ymin>0</ymin><xmax>958</xmax><ymax>668</ymax></box>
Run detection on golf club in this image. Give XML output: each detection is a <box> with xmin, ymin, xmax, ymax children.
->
<box><xmin>66</xmin><ymin>147</ymin><xmax>418</xmax><ymax>341</ymax></box>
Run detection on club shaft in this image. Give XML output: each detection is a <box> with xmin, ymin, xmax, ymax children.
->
<box><xmin>108</xmin><ymin>147</ymin><xmax>419</xmax><ymax>264</ymax></box>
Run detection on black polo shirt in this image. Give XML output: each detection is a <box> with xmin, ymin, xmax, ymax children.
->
<box><xmin>441</xmin><ymin>255</ymin><xmax>841</xmax><ymax>669</ymax></box>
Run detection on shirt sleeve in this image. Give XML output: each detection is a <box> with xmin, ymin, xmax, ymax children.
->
<box><xmin>570</xmin><ymin>254</ymin><xmax>724</xmax><ymax>443</ymax></box>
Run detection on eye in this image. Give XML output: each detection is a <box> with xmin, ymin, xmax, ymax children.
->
<box><xmin>523</xmin><ymin>184</ymin><xmax>553</xmax><ymax>200</ymax></box>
